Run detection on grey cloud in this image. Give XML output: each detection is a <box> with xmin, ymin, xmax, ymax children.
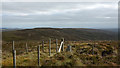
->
<box><xmin>2</xmin><ymin>2</ymin><xmax>118</xmax><ymax>28</ymax></box>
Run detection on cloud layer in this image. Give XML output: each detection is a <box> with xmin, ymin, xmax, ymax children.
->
<box><xmin>2</xmin><ymin>2</ymin><xmax>118</xmax><ymax>28</ymax></box>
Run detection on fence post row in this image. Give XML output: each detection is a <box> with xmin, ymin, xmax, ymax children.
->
<box><xmin>37</xmin><ymin>45</ymin><xmax>40</xmax><ymax>66</ymax></box>
<box><xmin>11</xmin><ymin>38</ymin><xmax>66</xmax><ymax>67</ymax></box>
<box><xmin>49</xmin><ymin>38</ymin><xmax>51</xmax><ymax>56</ymax></box>
<box><xmin>13</xmin><ymin>50</ymin><xmax>16</xmax><ymax>68</ymax></box>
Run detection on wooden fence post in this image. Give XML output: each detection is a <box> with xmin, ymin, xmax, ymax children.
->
<box><xmin>69</xmin><ymin>45</ymin><xmax>72</xmax><ymax>52</ymax></box>
<box><xmin>26</xmin><ymin>43</ymin><xmax>28</xmax><ymax>54</ymax></box>
<box><xmin>13</xmin><ymin>50</ymin><xmax>16</xmax><ymax>68</ymax></box>
<box><xmin>56</xmin><ymin>39</ymin><xmax>58</xmax><ymax>53</ymax></box>
<box><xmin>66</xmin><ymin>45</ymin><xmax>72</xmax><ymax>52</ymax></box>
<box><xmin>42</xmin><ymin>41</ymin><xmax>44</xmax><ymax>52</ymax></box>
<box><xmin>92</xmin><ymin>45</ymin><xmax>94</xmax><ymax>55</ymax></box>
<box><xmin>58</xmin><ymin>41</ymin><xmax>64</xmax><ymax>52</ymax></box>
<box><xmin>62</xmin><ymin>38</ymin><xmax>64</xmax><ymax>51</ymax></box>
<box><xmin>12</xmin><ymin>41</ymin><xmax>15</xmax><ymax>51</ymax></box>
<box><xmin>49</xmin><ymin>38</ymin><xmax>51</xmax><ymax>56</ymax></box>
<box><xmin>37</xmin><ymin>45</ymin><xmax>40</xmax><ymax>66</ymax></box>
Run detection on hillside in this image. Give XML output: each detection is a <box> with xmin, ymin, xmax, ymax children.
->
<box><xmin>2</xmin><ymin>28</ymin><xmax>119</xmax><ymax>66</ymax></box>
<box><xmin>2</xmin><ymin>28</ymin><xmax>117</xmax><ymax>41</ymax></box>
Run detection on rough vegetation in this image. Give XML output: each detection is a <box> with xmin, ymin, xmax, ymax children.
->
<box><xmin>2</xmin><ymin>40</ymin><xmax>119</xmax><ymax>66</ymax></box>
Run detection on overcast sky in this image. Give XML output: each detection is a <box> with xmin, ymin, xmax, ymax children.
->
<box><xmin>2</xmin><ymin>2</ymin><xmax>118</xmax><ymax>29</ymax></box>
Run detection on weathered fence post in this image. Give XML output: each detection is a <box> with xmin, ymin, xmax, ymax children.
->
<box><xmin>69</xmin><ymin>45</ymin><xmax>72</xmax><ymax>52</ymax></box>
<box><xmin>13</xmin><ymin>50</ymin><xmax>16</xmax><ymax>68</ymax></box>
<box><xmin>42</xmin><ymin>41</ymin><xmax>44</xmax><ymax>52</ymax></box>
<box><xmin>56</xmin><ymin>39</ymin><xmax>58</xmax><ymax>53</ymax></box>
<box><xmin>61</xmin><ymin>38</ymin><xmax>64</xmax><ymax>51</ymax></box>
<box><xmin>37</xmin><ymin>45</ymin><xmax>40</xmax><ymax>66</ymax></box>
<box><xmin>26</xmin><ymin>43</ymin><xmax>28</xmax><ymax>54</ymax></box>
<box><xmin>49</xmin><ymin>38</ymin><xmax>51</xmax><ymax>56</ymax></box>
<box><xmin>92</xmin><ymin>45</ymin><xmax>94</xmax><ymax>55</ymax></box>
<box><xmin>58</xmin><ymin>41</ymin><xmax>64</xmax><ymax>52</ymax></box>
<box><xmin>12</xmin><ymin>41</ymin><xmax>15</xmax><ymax>51</ymax></box>
<box><xmin>66</xmin><ymin>45</ymin><xmax>72</xmax><ymax>52</ymax></box>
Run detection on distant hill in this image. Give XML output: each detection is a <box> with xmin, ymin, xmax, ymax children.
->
<box><xmin>101</xmin><ymin>28</ymin><xmax>118</xmax><ymax>33</ymax></box>
<box><xmin>2</xmin><ymin>28</ymin><xmax>118</xmax><ymax>41</ymax></box>
<box><xmin>1</xmin><ymin>28</ymin><xmax>22</xmax><ymax>32</ymax></box>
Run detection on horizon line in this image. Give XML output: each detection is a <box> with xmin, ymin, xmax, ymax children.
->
<box><xmin>1</xmin><ymin>27</ymin><xmax>118</xmax><ymax>29</ymax></box>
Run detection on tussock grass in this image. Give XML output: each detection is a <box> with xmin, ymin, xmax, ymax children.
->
<box><xmin>2</xmin><ymin>41</ymin><xmax>119</xmax><ymax>66</ymax></box>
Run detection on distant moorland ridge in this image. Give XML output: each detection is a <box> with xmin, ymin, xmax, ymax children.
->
<box><xmin>2</xmin><ymin>28</ymin><xmax>118</xmax><ymax>41</ymax></box>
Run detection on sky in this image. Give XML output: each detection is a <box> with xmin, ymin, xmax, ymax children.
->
<box><xmin>2</xmin><ymin>2</ymin><xmax>118</xmax><ymax>29</ymax></box>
